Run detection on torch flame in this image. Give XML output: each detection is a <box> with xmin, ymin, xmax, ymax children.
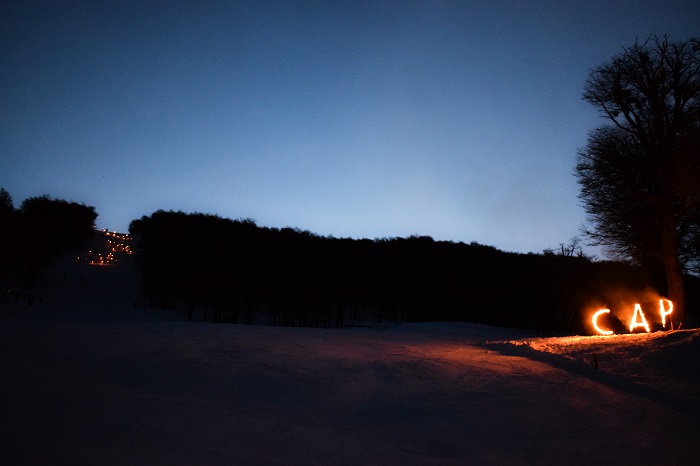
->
<box><xmin>592</xmin><ymin>309</ymin><xmax>614</xmax><ymax>335</ymax></box>
<box><xmin>629</xmin><ymin>303</ymin><xmax>650</xmax><ymax>333</ymax></box>
<box><xmin>659</xmin><ymin>298</ymin><xmax>673</xmax><ymax>328</ymax></box>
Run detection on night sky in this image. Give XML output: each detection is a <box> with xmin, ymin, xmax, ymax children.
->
<box><xmin>2</xmin><ymin>1</ymin><xmax>698</xmax><ymax>253</ymax></box>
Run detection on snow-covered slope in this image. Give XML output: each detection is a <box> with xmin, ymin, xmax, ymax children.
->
<box><xmin>1</xmin><ymin>257</ymin><xmax>698</xmax><ymax>465</ymax></box>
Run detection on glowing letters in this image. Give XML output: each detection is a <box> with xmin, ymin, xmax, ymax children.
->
<box><xmin>591</xmin><ymin>299</ymin><xmax>673</xmax><ymax>335</ymax></box>
<box><xmin>591</xmin><ymin>309</ymin><xmax>614</xmax><ymax>335</ymax></box>
<box><xmin>659</xmin><ymin>299</ymin><xmax>673</xmax><ymax>328</ymax></box>
<box><xmin>628</xmin><ymin>303</ymin><xmax>650</xmax><ymax>333</ymax></box>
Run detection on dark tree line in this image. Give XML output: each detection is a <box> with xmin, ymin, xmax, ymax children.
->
<box><xmin>130</xmin><ymin>210</ymin><xmax>700</xmax><ymax>333</ymax></box>
<box><xmin>0</xmin><ymin>188</ymin><xmax>97</xmax><ymax>286</ymax></box>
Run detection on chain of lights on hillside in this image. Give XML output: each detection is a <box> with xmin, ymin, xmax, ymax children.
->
<box><xmin>76</xmin><ymin>229</ymin><xmax>132</xmax><ymax>266</ymax></box>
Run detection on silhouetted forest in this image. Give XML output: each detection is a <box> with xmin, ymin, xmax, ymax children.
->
<box><xmin>130</xmin><ymin>210</ymin><xmax>700</xmax><ymax>333</ymax></box>
<box><xmin>2</xmin><ymin>187</ymin><xmax>697</xmax><ymax>334</ymax></box>
<box><xmin>0</xmin><ymin>190</ymin><xmax>97</xmax><ymax>287</ymax></box>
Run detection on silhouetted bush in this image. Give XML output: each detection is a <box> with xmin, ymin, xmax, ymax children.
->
<box><xmin>0</xmin><ymin>189</ymin><xmax>97</xmax><ymax>286</ymax></box>
<box><xmin>0</xmin><ymin>188</ymin><xmax>18</xmax><ymax>281</ymax></box>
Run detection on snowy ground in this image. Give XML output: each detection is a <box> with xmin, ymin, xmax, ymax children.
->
<box><xmin>1</xmin><ymin>257</ymin><xmax>699</xmax><ymax>465</ymax></box>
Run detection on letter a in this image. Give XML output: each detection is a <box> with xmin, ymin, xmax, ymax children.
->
<box><xmin>629</xmin><ymin>303</ymin><xmax>650</xmax><ymax>333</ymax></box>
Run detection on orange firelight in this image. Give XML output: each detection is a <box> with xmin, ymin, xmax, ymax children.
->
<box><xmin>589</xmin><ymin>299</ymin><xmax>673</xmax><ymax>335</ymax></box>
<box><xmin>629</xmin><ymin>303</ymin><xmax>650</xmax><ymax>333</ymax></box>
<box><xmin>591</xmin><ymin>309</ymin><xmax>614</xmax><ymax>335</ymax></box>
<box><xmin>659</xmin><ymin>298</ymin><xmax>673</xmax><ymax>328</ymax></box>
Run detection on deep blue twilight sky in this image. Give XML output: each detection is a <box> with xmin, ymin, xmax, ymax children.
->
<box><xmin>2</xmin><ymin>1</ymin><xmax>698</xmax><ymax>254</ymax></box>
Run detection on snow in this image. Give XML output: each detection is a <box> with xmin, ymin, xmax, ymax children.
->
<box><xmin>1</xmin><ymin>256</ymin><xmax>699</xmax><ymax>465</ymax></box>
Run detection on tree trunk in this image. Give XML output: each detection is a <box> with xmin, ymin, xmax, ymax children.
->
<box><xmin>657</xmin><ymin>134</ymin><xmax>686</xmax><ymax>326</ymax></box>
<box><xmin>659</xmin><ymin>210</ymin><xmax>685</xmax><ymax>326</ymax></box>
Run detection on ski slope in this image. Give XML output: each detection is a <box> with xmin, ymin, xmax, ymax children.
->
<box><xmin>1</xmin><ymin>256</ymin><xmax>698</xmax><ymax>465</ymax></box>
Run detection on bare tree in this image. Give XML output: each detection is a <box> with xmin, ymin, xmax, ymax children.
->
<box><xmin>543</xmin><ymin>236</ymin><xmax>591</xmax><ymax>259</ymax></box>
<box><xmin>578</xmin><ymin>34</ymin><xmax>700</xmax><ymax>323</ymax></box>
